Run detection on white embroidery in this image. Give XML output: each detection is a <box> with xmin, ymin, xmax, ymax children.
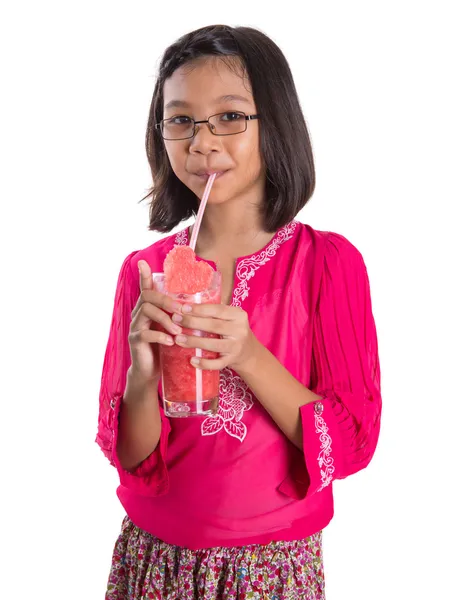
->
<box><xmin>192</xmin><ymin>221</ymin><xmax>298</xmax><ymax>442</ymax></box>
<box><xmin>201</xmin><ymin>368</ymin><xmax>254</xmax><ymax>442</ymax></box>
<box><xmin>315</xmin><ymin>409</ymin><xmax>335</xmax><ymax>491</ymax></box>
<box><xmin>232</xmin><ymin>221</ymin><xmax>298</xmax><ymax>307</ymax></box>
<box><xmin>174</xmin><ymin>228</ymin><xmax>188</xmax><ymax>246</ymax></box>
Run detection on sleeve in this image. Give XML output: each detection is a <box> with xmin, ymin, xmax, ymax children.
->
<box><xmin>95</xmin><ymin>251</ymin><xmax>171</xmax><ymax>496</ymax></box>
<box><xmin>281</xmin><ymin>232</ymin><xmax>382</xmax><ymax>499</ymax></box>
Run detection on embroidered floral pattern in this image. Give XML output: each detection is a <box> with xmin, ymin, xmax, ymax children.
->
<box><xmin>174</xmin><ymin>228</ymin><xmax>188</xmax><ymax>246</ymax></box>
<box><xmin>232</xmin><ymin>221</ymin><xmax>298</xmax><ymax>307</ymax></box>
<box><xmin>201</xmin><ymin>368</ymin><xmax>254</xmax><ymax>442</ymax></box>
<box><xmin>314</xmin><ymin>409</ymin><xmax>335</xmax><ymax>491</ymax></box>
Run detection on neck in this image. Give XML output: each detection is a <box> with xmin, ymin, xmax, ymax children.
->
<box><xmin>192</xmin><ymin>178</ymin><xmax>277</xmax><ymax>257</ymax></box>
<box><xmin>193</xmin><ymin>200</ymin><xmax>274</xmax><ymax>260</ymax></box>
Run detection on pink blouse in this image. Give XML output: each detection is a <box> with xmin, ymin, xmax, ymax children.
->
<box><xmin>96</xmin><ymin>221</ymin><xmax>382</xmax><ymax>550</ymax></box>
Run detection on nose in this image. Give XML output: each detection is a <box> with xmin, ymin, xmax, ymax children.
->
<box><xmin>189</xmin><ymin>122</ymin><xmax>221</xmax><ymax>155</ymax></box>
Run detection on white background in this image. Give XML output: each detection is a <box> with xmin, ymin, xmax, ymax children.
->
<box><xmin>1</xmin><ymin>1</ymin><xmax>457</xmax><ymax>598</ymax></box>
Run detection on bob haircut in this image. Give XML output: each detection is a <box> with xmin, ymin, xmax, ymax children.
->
<box><xmin>144</xmin><ymin>25</ymin><xmax>315</xmax><ymax>233</ymax></box>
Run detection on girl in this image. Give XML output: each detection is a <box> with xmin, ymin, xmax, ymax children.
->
<box><xmin>97</xmin><ymin>24</ymin><xmax>382</xmax><ymax>600</ymax></box>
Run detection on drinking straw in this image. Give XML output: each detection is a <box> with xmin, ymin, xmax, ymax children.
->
<box><xmin>195</xmin><ymin>291</ymin><xmax>203</xmax><ymax>410</ymax></box>
<box><xmin>189</xmin><ymin>173</ymin><xmax>217</xmax><ymax>251</ymax></box>
<box><xmin>189</xmin><ymin>173</ymin><xmax>216</xmax><ymax>410</ymax></box>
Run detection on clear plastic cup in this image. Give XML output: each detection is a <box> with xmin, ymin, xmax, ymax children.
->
<box><xmin>153</xmin><ymin>271</ymin><xmax>221</xmax><ymax>418</ymax></box>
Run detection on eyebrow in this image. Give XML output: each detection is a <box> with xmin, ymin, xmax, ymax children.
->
<box><xmin>164</xmin><ymin>94</ymin><xmax>251</xmax><ymax>110</ymax></box>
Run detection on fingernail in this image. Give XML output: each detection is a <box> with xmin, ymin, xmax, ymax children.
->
<box><xmin>165</xmin><ymin>336</ymin><xmax>174</xmax><ymax>345</ymax></box>
<box><xmin>176</xmin><ymin>335</ymin><xmax>187</xmax><ymax>344</ymax></box>
<box><xmin>172</xmin><ymin>313</ymin><xmax>183</xmax><ymax>323</ymax></box>
<box><xmin>190</xmin><ymin>357</ymin><xmax>200</xmax><ymax>366</ymax></box>
<box><xmin>183</xmin><ymin>305</ymin><xmax>192</xmax><ymax>313</ymax></box>
<box><xmin>171</xmin><ymin>324</ymin><xmax>182</xmax><ymax>334</ymax></box>
<box><xmin>172</xmin><ymin>303</ymin><xmax>182</xmax><ymax>313</ymax></box>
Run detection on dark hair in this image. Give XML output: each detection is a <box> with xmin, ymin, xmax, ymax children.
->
<box><xmin>143</xmin><ymin>25</ymin><xmax>315</xmax><ymax>233</ymax></box>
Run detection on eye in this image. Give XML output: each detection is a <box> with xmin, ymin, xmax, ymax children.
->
<box><xmin>220</xmin><ymin>112</ymin><xmax>243</xmax><ymax>122</ymax></box>
<box><xmin>168</xmin><ymin>115</ymin><xmax>192</xmax><ymax>125</ymax></box>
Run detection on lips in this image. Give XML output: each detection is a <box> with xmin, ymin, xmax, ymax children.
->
<box><xmin>193</xmin><ymin>169</ymin><xmax>229</xmax><ymax>178</ymax></box>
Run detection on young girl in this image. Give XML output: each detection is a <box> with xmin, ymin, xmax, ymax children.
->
<box><xmin>97</xmin><ymin>24</ymin><xmax>382</xmax><ymax>600</ymax></box>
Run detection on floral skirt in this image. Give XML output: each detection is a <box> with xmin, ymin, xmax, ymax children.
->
<box><xmin>105</xmin><ymin>516</ymin><xmax>325</xmax><ymax>599</ymax></box>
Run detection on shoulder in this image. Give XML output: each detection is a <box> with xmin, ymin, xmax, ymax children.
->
<box><xmin>297</xmin><ymin>222</ymin><xmax>366</xmax><ymax>269</ymax></box>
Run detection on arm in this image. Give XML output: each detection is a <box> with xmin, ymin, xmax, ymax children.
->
<box><xmin>235</xmin><ymin>343</ymin><xmax>321</xmax><ymax>450</ymax></box>
<box><xmin>278</xmin><ymin>232</ymin><xmax>382</xmax><ymax>498</ymax></box>
<box><xmin>96</xmin><ymin>253</ymin><xmax>171</xmax><ymax>496</ymax></box>
<box><xmin>115</xmin><ymin>369</ymin><xmax>162</xmax><ymax>471</ymax></box>
<box><xmin>96</xmin><ymin>251</ymin><xmax>140</xmax><ymax>461</ymax></box>
<box><xmin>238</xmin><ymin>233</ymin><xmax>382</xmax><ymax>498</ymax></box>
<box><xmin>112</xmin><ymin>369</ymin><xmax>171</xmax><ymax>495</ymax></box>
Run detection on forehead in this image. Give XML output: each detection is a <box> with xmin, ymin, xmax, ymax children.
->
<box><xmin>163</xmin><ymin>57</ymin><xmax>254</xmax><ymax>110</ymax></box>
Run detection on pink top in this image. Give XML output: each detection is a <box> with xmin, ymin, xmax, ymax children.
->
<box><xmin>96</xmin><ymin>221</ymin><xmax>382</xmax><ymax>550</ymax></box>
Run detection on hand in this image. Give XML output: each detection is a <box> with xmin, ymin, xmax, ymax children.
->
<box><xmin>128</xmin><ymin>260</ymin><xmax>183</xmax><ymax>383</ymax></box>
<box><xmin>171</xmin><ymin>303</ymin><xmax>260</xmax><ymax>372</ymax></box>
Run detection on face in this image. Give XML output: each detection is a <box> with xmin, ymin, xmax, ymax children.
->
<box><xmin>162</xmin><ymin>57</ymin><xmax>265</xmax><ymax>207</ymax></box>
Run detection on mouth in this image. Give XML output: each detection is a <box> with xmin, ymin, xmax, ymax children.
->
<box><xmin>193</xmin><ymin>170</ymin><xmax>229</xmax><ymax>181</ymax></box>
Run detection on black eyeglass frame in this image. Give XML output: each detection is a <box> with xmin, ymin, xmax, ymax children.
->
<box><xmin>154</xmin><ymin>111</ymin><xmax>261</xmax><ymax>140</ymax></box>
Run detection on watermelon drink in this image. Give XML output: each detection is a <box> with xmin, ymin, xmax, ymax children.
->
<box><xmin>153</xmin><ymin>246</ymin><xmax>221</xmax><ymax>418</ymax></box>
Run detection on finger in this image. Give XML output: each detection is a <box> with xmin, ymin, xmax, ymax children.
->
<box><xmin>138</xmin><ymin>260</ymin><xmax>153</xmax><ymax>292</ymax></box>
<box><xmin>131</xmin><ymin>302</ymin><xmax>182</xmax><ymax>335</ymax></box>
<box><xmin>139</xmin><ymin>289</ymin><xmax>185</xmax><ymax>315</ymax></box>
<box><xmin>181</xmin><ymin>302</ymin><xmax>236</xmax><ymax>320</ymax></box>
<box><xmin>175</xmin><ymin>334</ymin><xmax>230</xmax><ymax>353</ymax></box>
<box><xmin>131</xmin><ymin>289</ymin><xmax>184</xmax><ymax>322</ymax></box>
<box><xmin>172</xmin><ymin>314</ymin><xmax>230</xmax><ymax>335</ymax></box>
<box><xmin>129</xmin><ymin>329</ymin><xmax>175</xmax><ymax>347</ymax></box>
<box><xmin>190</xmin><ymin>356</ymin><xmax>228</xmax><ymax>371</ymax></box>
<box><xmin>130</xmin><ymin>290</ymin><xmax>149</xmax><ymax>321</ymax></box>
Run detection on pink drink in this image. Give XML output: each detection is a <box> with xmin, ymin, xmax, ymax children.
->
<box><xmin>153</xmin><ymin>271</ymin><xmax>221</xmax><ymax>417</ymax></box>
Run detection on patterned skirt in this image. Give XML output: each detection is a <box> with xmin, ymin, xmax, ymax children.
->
<box><xmin>105</xmin><ymin>516</ymin><xmax>325</xmax><ymax>599</ymax></box>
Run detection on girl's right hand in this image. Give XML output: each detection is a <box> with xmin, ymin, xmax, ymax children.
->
<box><xmin>128</xmin><ymin>260</ymin><xmax>183</xmax><ymax>384</ymax></box>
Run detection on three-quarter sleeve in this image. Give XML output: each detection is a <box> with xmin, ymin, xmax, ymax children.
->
<box><xmin>283</xmin><ymin>232</ymin><xmax>382</xmax><ymax>499</ymax></box>
<box><xmin>95</xmin><ymin>251</ymin><xmax>171</xmax><ymax>496</ymax></box>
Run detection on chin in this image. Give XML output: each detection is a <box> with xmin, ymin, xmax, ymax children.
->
<box><xmin>187</xmin><ymin>181</ymin><xmax>233</xmax><ymax>205</ymax></box>
<box><xmin>198</xmin><ymin>192</ymin><xmax>230</xmax><ymax>205</ymax></box>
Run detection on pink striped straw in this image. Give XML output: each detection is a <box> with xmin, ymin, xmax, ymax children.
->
<box><xmin>189</xmin><ymin>173</ymin><xmax>217</xmax><ymax>251</ymax></box>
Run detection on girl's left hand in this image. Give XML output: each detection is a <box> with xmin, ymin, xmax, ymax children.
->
<box><xmin>171</xmin><ymin>303</ymin><xmax>259</xmax><ymax>372</ymax></box>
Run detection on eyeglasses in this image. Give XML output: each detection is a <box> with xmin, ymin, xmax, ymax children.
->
<box><xmin>155</xmin><ymin>111</ymin><xmax>260</xmax><ymax>141</ymax></box>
